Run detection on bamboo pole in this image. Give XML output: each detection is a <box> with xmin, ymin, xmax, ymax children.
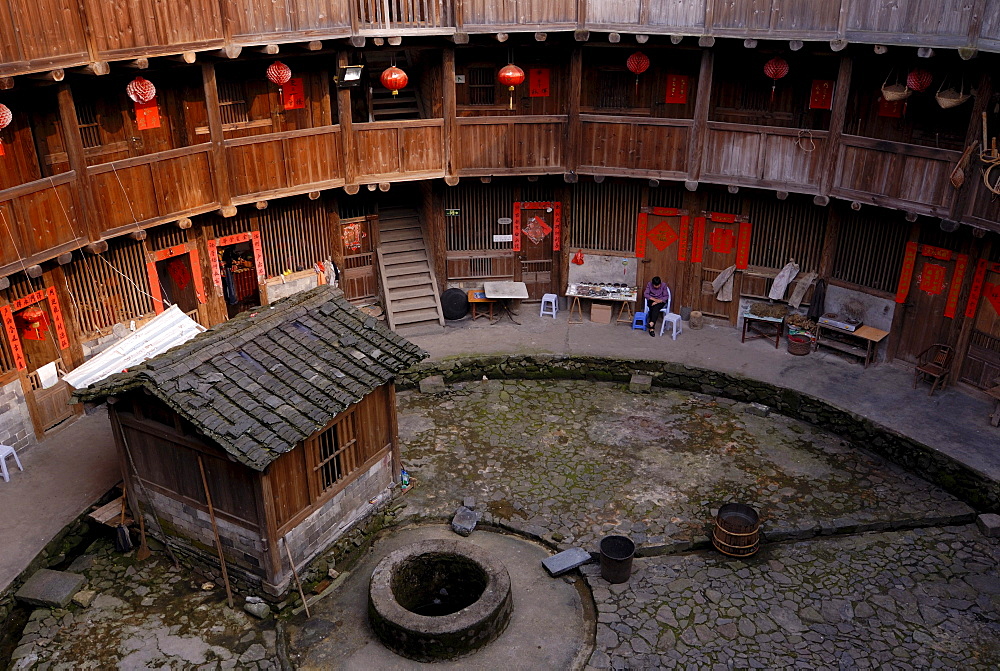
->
<box><xmin>198</xmin><ymin>455</ymin><xmax>234</xmax><ymax>609</ymax></box>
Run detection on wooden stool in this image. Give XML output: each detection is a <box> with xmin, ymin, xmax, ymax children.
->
<box><xmin>467</xmin><ymin>290</ymin><xmax>495</xmax><ymax>321</ymax></box>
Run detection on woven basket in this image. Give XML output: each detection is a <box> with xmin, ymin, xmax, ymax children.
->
<box><xmin>935</xmin><ymin>88</ymin><xmax>970</xmax><ymax>109</ymax></box>
<box><xmin>787</xmin><ymin>334</ymin><xmax>811</xmax><ymax>356</ymax></box>
<box><xmin>881</xmin><ymin>83</ymin><xmax>912</xmax><ymax>102</ymax></box>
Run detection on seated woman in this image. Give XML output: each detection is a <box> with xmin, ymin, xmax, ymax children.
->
<box><xmin>643</xmin><ymin>276</ymin><xmax>671</xmax><ymax>337</ymax></box>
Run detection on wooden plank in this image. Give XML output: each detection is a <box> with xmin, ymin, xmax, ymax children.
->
<box><xmin>150</xmin><ymin>152</ymin><xmax>216</xmax><ymax>214</ymax></box>
<box><xmin>202</xmin><ymin>63</ymin><xmax>234</xmax><ymax>213</ymax></box>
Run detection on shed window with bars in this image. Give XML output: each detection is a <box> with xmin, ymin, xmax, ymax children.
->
<box><xmin>64</xmin><ymin>240</ymin><xmax>155</xmax><ymax>339</ymax></box>
<box><xmin>218</xmin><ymin>81</ymin><xmax>251</xmax><ymax>125</ymax></box>
<box><xmin>570</xmin><ymin>181</ymin><xmax>642</xmax><ymax>253</ymax></box>
<box><xmin>832</xmin><ymin>211</ymin><xmax>908</xmax><ymax>294</ymax></box>
<box><xmin>597</xmin><ymin>71</ymin><xmax>633</xmax><ymax>110</ymax></box>
<box><xmin>467</xmin><ymin>67</ymin><xmax>496</xmax><ymax>106</ymax></box>
<box><xmin>259</xmin><ymin>198</ymin><xmax>335</xmax><ymax>277</ymax></box>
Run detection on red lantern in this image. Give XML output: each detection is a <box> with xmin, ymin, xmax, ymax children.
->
<box><xmin>498</xmin><ymin>64</ymin><xmax>525</xmax><ymax>110</ymax></box>
<box><xmin>21</xmin><ymin>306</ymin><xmax>44</xmax><ymax>330</ymax></box>
<box><xmin>266</xmin><ymin>61</ymin><xmax>292</xmax><ymax>86</ymax></box>
<box><xmin>126</xmin><ymin>77</ymin><xmax>157</xmax><ymax>104</ymax></box>
<box><xmin>626</xmin><ymin>52</ymin><xmax>650</xmax><ymax>76</ymax></box>
<box><xmin>906</xmin><ymin>69</ymin><xmax>933</xmax><ymax>92</ymax></box>
<box><xmin>380</xmin><ymin>66</ymin><xmax>408</xmax><ymax>96</ymax></box>
<box><xmin>763</xmin><ymin>57</ymin><xmax>789</xmax><ymax>103</ymax></box>
<box><xmin>0</xmin><ymin>103</ymin><xmax>11</xmax><ymax>131</ymax></box>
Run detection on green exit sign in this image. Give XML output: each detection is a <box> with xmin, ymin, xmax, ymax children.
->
<box><xmin>444</xmin><ymin>208</ymin><xmax>460</xmax><ymax>216</ymax></box>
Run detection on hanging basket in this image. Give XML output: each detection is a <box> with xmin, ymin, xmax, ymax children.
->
<box><xmin>935</xmin><ymin>77</ymin><xmax>970</xmax><ymax>109</ymax></box>
<box><xmin>881</xmin><ymin>71</ymin><xmax>911</xmax><ymax>102</ymax></box>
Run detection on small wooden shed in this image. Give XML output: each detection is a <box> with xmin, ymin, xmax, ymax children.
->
<box><xmin>76</xmin><ymin>285</ymin><xmax>426</xmax><ymax>595</ymax></box>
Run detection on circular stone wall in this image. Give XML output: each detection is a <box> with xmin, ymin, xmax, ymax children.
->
<box><xmin>368</xmin><ymin>539</ymin><xmax>513</xmax><ymax>661</ymax></box>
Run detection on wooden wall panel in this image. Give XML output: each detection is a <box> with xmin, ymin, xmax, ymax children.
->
<box><xmin>89</xmin><ymin>165</ymin><xmax>159</xmax><ymax>232</ymax></box>
<box><xmin>461</xmin><ymin>0</ymin><xmax>517</xmax><ymax>25</ymax></box>
<box><xmin>585</xmin><ymin>0</ymin><xmax>640</xmax><ymax>25</ymax></box>
<box><xmin>894</xmin><ymin>155</ymin><xmax>951</xmax><ymax>207</ymax></box>
<box><xmin>399</xmin><ymin>126</ymin><xmax>442</xmax><ymax>173</ymax></box>
<box><xmin>513</xmin><ymin>123</ymin><xmax>563</xmax><ymax>169</ymax></box>
<box><xmin>228</xmin><ymin>141</ymin><xmax>287</xmax><ymax>196</ymax></box>
<box><xmin>17</xmin><ymin>183</ymin><xmax>80</xmax><ymax>255</ymax></box>
<box><xmin>7</xmin><ymin>0</ymin><xmax>87</xmax><ymax>62</ymax></box>
<box><xmin>285</xmin><ymin>131</ymin><xmax>342</xmax><ymax>187</ymax></box>
<box><xmin>771</xmin><ymin>0</ymin><xmax>842</xmax><ymax>33</ymax></box>
<box><xmin>846</xmin><ymin>0</ymin><xmax>974</xmax><ymax>40</ymax></box>
<box><xmin>455</xmin><ymin>123</ymin><xmax>509</xmax><ymax>171</ymax></box>
<box><xmin>0</xmin><ymin>2</ymin><xmax>22</xmax><ymax>69</ymax></box>
<box><xmin>760</xmin><ymin>134</ymin><xmax>826</xmax><ymax>187</ymax></box>
<box><xmin>835</xmin><ymin>144</ymin><xmax>891</xmax><ymax>195</ymax></box>
<box><xmin>578</xmin><ymin>120</ymin><xmax>632</xmax><ymax>169</ymax></box>
<box><xmin>979</xmin><ymin>0</ymin><xmax>1000</xmax><ymax>47</ymax></box>
<box><xmin>150</xmin><ymin>152</ymin><xmax>215</xmax><ymax>213</ymax></box>
<box><xmin>648</xmin><ymin>0</ymin><xmax>704</xmax><ymax>28</ymax></box>
<box><xmin>517</xmin><ymin>0</ymin><xmax>576</xmax><ymax>24</ymax></box>
<box><xmin>702</xmin><ymin>129</ymin><xmax>762</xmax><ymax>179</ymax></box>
<box><xmin>0</xmin><ymin>201</ymin><xmax>25</xmax><ymax>266</ymax></box>
<box><xmin>84</xmin><ymin>0</ymin><xmax>223</xmax><ymax>54</ymax></box>
<box><xmin>354</xmin><ymin>128</ymin><xmax>402</xmax><ymax>176</ymax></box>
<box><xmin>631</xmin><ymin>124</ymin><xmax>689</xmax><ymax>173</ymax></box>
<box><xmin>709</xmin><ymin>0</ymin><xmax>771</xmax><ymax>31</ymax></box>
<box><xmin>225</xmin><ymin>0</ymin><xmax>349</xmax><ymax>38</ymax></box>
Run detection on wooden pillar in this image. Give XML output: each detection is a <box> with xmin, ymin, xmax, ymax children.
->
<box><xmin>687</xmin><ymin>49</ymin><xmax>714</xmax><ymax>183</ymax></box>
<box><xmin>886</xmin><ymin>219</ymin><xmax>922</xmax><ymax>362</ymax></box>
<box><xmin>443</xmin><ymin>47</ymin><xmax>457</xmax><ymax>182</ymax></box>
<box><xmin>817</xmin><ymin>206</ymin><xmax>841</xmax><ymax>279</ymax></box>
<box><xmin>336</xmin><ymin>51</ymin><xmax>358</xmax><ymax>190</ymax></box>
<box><xmin>202</xmin><ymin>64</ymin><xmax>235</xmax><ymax>214</ymax></box>
<box><xmin>563</xmin><ymin>47</ymin><xmax>583</xmax><ymax>180</ymax></box>
<box><xmin>820</xmin><ymin>56</ymin><xmax>852</xmax><ymax>197</ymax></box>
<box><xmin>56</xmin><ymin>83</ymin><xmax>97</xmax><ymax>243</ymax></box>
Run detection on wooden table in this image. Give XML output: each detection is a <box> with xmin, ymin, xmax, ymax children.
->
<box><xmin>565</xmin><ymin>285</ymin><xmax>638</xmax><ymax>325</ymax></box>
<box><xmin>484</xmin><ymin>281</ymin><xmax>528</xmax><ymax>325</ymax></box>
<box><xmin>466</xmin><ymin>290</ymin><xmax>495</xmax><ymax>321</ymax></box>
<box><xmin>741</xmin><ymin>313</ymin><xmax>784</xmax><ymax>349</ymax></box>
<box><xmin>814</xmin><ymin>323</ymin><xmax>889</xmax><ymax>368</ymax></box>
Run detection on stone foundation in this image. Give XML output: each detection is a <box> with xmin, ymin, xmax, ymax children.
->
<box><xmin>0</xmin><ymin>378</ymin><xmax>35</xmax><ymax>452</ymax></box>
<box><xmin>398</xmin><ymin>355</ymin><xmax>1000</xmax><ymax>513</ymax></box>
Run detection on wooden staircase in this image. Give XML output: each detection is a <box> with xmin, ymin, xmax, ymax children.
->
<box><xmin>365</xmin><ymin>51</ymin><xmax>422</xmax><ymax>122</ymax></box>
<box><xmin>376</xmin><ymin>207</ymin><xmax>444</xmax><ymax>333</ymax></box>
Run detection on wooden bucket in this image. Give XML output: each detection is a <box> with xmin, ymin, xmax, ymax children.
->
<box><xmin>786</xmin><ymin>334</ymin><xmax>811</xmax><ymax>356</ymax></box>
<box><xmin>712</xmin><ymin>503</ymin><xmax>761</xmax><ymax>557</ymax></box>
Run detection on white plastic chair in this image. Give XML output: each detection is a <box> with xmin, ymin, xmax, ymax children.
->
<box><xmin>0</xmin><ymin>444</ymin><xmax>23</xmax><ymax>483</ymax></box>
<box><xmin>652</xmin><ymin>290</ymin><xmax>683</xmax><ymax>340</ymax></box>
<box><xmin>540</xmin><ymin>293</ymin><xmax>558</xmax><ymax>319</ymax></box>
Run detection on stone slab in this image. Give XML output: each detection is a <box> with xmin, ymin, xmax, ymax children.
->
<box><xmin>418</xmin><ymin>375</ymin><xmax>447</xmax><ymax>394</ymax></box>
<box><xmin>976</xmin><ymin>513</ymin><xmax>1000</xmax><ymax>537</ymax></box>
<box><xmin>745</xmin><ymin>402</ymin><xmax>771</xmax><ymax>417</ymax></box>
<box><xmin>15</xmin><ymin>569</ymin><xmax>86</xmax><ymax>608</ymax></box>
<box><xmin>542</xmin><ymin>547</ymin><xmax>592</xmax><ymax>577</ymax></box>
<box><xmin>629</xmin><ymin>374</ymin><xmax>652</xmax><ymax>394</ymax></box>
<box><xmin>451</xmin><ymin>506</ymin><xmax>478</xmax><ymax>537</ymax></box>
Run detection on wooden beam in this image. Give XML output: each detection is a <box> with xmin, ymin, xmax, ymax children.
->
<box><xmin>305</xmin><ymin>41</ymin><xmax>323</xmax><ymax>51</ymax></box>
<box><xmin>26</xmin><ymin>265</ymin><xmax>43</xmax><ymax>278</ymax></box>
<box><xmin>30</xmin><ymin>69</ymin><xmax>65</xmax><ymax>82</ymax></box>
<box><xmin>169</xmin><ymin>52</ymin><xmax>197</xmax><ymax>64</ymax></box>
<box><xmin>372</xmin><ymin>37</ymin><xmax>385</xmax><ymax>46</ymax></box>
<box><xmin>349</xmin><ymin>36</ymin><xmax>365</xmax><ymax>48</ymax></box>
<box><xmin>813</xmin><ymin>195</ymin><xmax>830</xmax><ymax>206</ymax></box>
<box><xmin>0</xmin><ymin>276</ymin><xmax>8</xmax><ymax>291</ymax></box>
<box><xmin>56</xmin><ymin>83</ymin><xmax>97</xmax><ymax>242</ymax></box>
<box><xmin>789</xmin><ymin>40</ymin><xmax>804</xmax><ymax>51</ymax></box>
<box><xmin>743</xmin><ymin>39</ymin><xmax>757</xmax><ymax>49</ymax></box>
<box><xmin>670</xmin><ymin>35</ymin><xmax>684</xmax><ymax>44</ymax></box>
<box><xmin>215</xmin><ymin>45</ymin><xmax>242</xmax><ymax>59</ymax></box>
<box><xmin>496</xmin><ymin>33</ymin><xmax>508</xmax><ymax>42</ymax></box>
<box><xmin>905</xmin><ymin>211</ymin><xmax>918</xmax><ymax>222</ymax></box>
<box><xmin>917</xmin><ymin>47</ymin><xmax>934</xmax><ymax>58</ymax></box>
<box><xmin>527</xmin><ymin>175</ymin><xmax>539</xmax><ymax>182</ymax></box>
<box><xmin>177</xmin><ymin>218</ymin><xmax>193</xmax><ymax>229</ymax></box>
<box><xmin>636</xmin><ymin>34</ymin><xmax>649</xmax><ymax>44</ymax></box>
<box><xmin>344</xmin><ymin>184</ymin><xmax>360</xmax><ymax>195</ymax></box>
<box><xmin>939</xmin><ymin>218</ymin><xmax>958</xmax><ymax>231</ymax></box>
<box><xmin>574</xmin><ymin>30</ymin><xmax>590</xmax><ymax>42</ymax></box>
<box><xmin>449</xmin><ymin>33</ymin><xmax>470</xmax><ymax>45</ymax></box>
<box><xmin>56</xmin><ymin>252</ymin><xmax>73</xmax><ymax>265</ymax></box>
<box><xmin>366</xmin><ymin>183</ymin><xmax>377</xmax><ymax>191</ymax></box>
<box><xmin>609</xmin><ymin>33</ymin><xmax>621</xmax><ymax>43</ymax></box>
<box><xmin>776</xmin><ymin>191</ymin><xmax>789</xmax><ymax>200</ymax></box>
<box><xmin>387</xmin><ymin>37</ymin><xmax>402</xmax><ymax>46</ymax></box>
<box><xmin>727</xmin><ymin>185</ymin><xmax>739</xmax><ymax>194</ymax></box>
<box><xmin>85</xmin><ymin>241</ymin><xmax>109</xmax><ymax>254</ymax></box>
<box><xmin>445</xmin><ymin>176</ymin><xmax>459</xmax><ymax>186</ymax></box>
<box><xmin>336</xmin><ymin>51</ymin><xmax>357</xmax><ymax>191</ymax></box>
<box><xmin>124</xmin><ymin>58</ymin><xmax>149</xmax><ymax>69</ymax></box>
<box><xmin>686</xmin><ymin>50</ymin><xmax>713</xmax><ymax>184</ymax></box>
<box><xmin>535</xmin><ymin>32</ymin><xmax>547</xmax><ymax>41</ymax></box>
<box><xmin>563</xmin><ymin>46</ymin><xmax>583</xmax><ymax>184</ymax></box>
<box><xmin>219</xmin><ymin>205</ymin><xmax>238</xmax><ymax>217</ymax></box>
<box><xmin>820</xmin><ymin>56</ymin><xmax>852</xmax><ymax>196</ymax></box>
<box><xmin>958</xmin><ymin>47</ymin><xmax>978</xmax><ymax>61</ymax></box>
<box><xmin>378</xmin><ymin>182</ymin><xmax>390</xmax><ymax>192</ymax></box>
<box><xmin>256</xmin><ymin>44</ymin><xmax>280</xmax><ymax>55</ymax></box>
<box><xmin>593</xmin><ymin>175</ymin><xmax>605</xmax><ymax>183</ymax></box>
<box><xmin>443</xmin><ymin>47</ymin><xmax>457</xmax><ymax>185</ymax></box>
<box><xmin>874</xmin><ymin>45</ymin><xmax>888</xmax><ymax>55</ymax></box>
<box><xmin>851</xmin><ymin>201</ymin><xmax>862</xmax><ymax>211</ymax></box>
<box><xmin>685</xmin><ymin>180</ymin><xmax>698</xmax><ymax>191</ymax></box>
<box><xmin>830</xmin><ymin>40</ymin><xmax>848</xmax><ymax>52</ymax></box>
<box><xmin>130</xmin><ymin>230</ymin><xmax>147</xmax><ymax>241</ymax></box>
<box><xmin>480</xmin><ymin>176</ymin><xmax>491</xmax><ymax>183</ymax></box>
<box><xmin>0</xmin><ymin>77</ymin><xmax>12</xmax><ymax>90</ymax></box>
<box><xmin>202</xmin><ymin>64</ymin><xmax>235</xmax><ymax>216</ymax></box>
<box><xmin>649</xmin><ymin>179</ymin><xmax>659</xmax><ymax>187</ymax></box>
<box><xmin>79</xmin><ymin>61</ymin><xmax>110</xmax><ymax>75</ymax></box>
<box><xmin>698</xmin><ymin>36</ymin><xmax>715</xmax><ymax>47</ymax></box>
<box><xmin>308</xmin><ymin>191</ymin><xmax>320</xmax><ymax>200</ymax></box>
<box><xmin>255</xmin><ymin>201</ymin><xmax>268</xmax><ymax>210</ymax></box>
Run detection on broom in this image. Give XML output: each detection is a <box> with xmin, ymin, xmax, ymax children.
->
<box><xmin>114</xmin><ymin>484</ymin><xmax>134</xmax><ymax>553</ymax></box>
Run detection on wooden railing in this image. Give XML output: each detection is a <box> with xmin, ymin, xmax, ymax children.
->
<box><xmin>224</xmin><ymin>126</ymin><xmax>344</xmax><ymax>200</ymax></box>
<box><xmin>454</xmin><ymin>116</ymin><xmax>566</xmax><ymax>175</ymax></box>
<box><xmin>0</xmin><ymin>172</ymin><xmax>85</xmax><ymax>275</ymax></box>
<box><xmin>354</xmin><ymin>0</ymin><xmax>452</xmax><ymax>31</ymax></box>
<box><xmin>832</xmin><ymin>136</ymin><xmax>961</xmax><ymax>217</ymax></box>
<box><xmin>701</xmin><ymin>122</ymin><xmax>829</xmax><ymax>193</ymax></box>
<box><xmin>353</xmin><ymin>119</ymin><xmax>445</xmax><ymax>181</ymax></box>
<box><xmin>87</xmin><ymin>145</ymin><xmax>218</xmax><ymax>237</ymax></box>
<box><xmin>461</xmin><ymin>0</ymin><xmax>577</xmax><ymax>29</ymax></box>
<box><xmin>577</xmin><ymin>115</ymin><xmax>691</xmax><ymax>179</ymax></box>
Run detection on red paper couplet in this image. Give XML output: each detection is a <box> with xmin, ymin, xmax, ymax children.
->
<box><xmin>809</xmin><ymin>80</ymin><xmax>834</xmax><ymax>110</ymax></box>
<box><xmin>664</xmin><ymin>75</ymin><xmax>689</xmax><ymax>104</ymax></box>
<box><xmin>12</xmin><ymin>290</ymin><xmax>47</xmax><ymax>311</ymax></box>
<box><xmin>251</xmin><ymin>231</ymin><xmax>266</xmax><ymax>279</ymax></box>
<box><xmin>895</xmin><ymin>241</ymin><xmax>919</xmax><ymax>303</ymax></box>
<box><xmin>1</xmin><ymin>305</ymin><xmax>26</xmax><ymax>370</ymax></box>
<box><xmin>46</xmin><ymin>286</ymin><xmax>69</xmax><ymax>350</ymax></box>
<box><xmin>552</xmin><ymin>202</ymin><xmax>561</xmax><ymax>251</ymax></box>
<box><xmin>678</xmin><ymin>216</ymin><xmax>689</xmax><ymax>262</ymax></box>
<box><xmin>965</xmin><ymin>259</ymin><xmax>989</xmax><ymax>318</ymax></box>
<box><xmin>943</xmin><ymin>254</ymin><xmax>967</xmax><ymax>319</ymax></box>
<box><xmin>710</xmin><ymin>212</ymin><xmax>738</xmax><ymax>224</ymax></box>
<box><xmin>208</xmin><ymin>239</ymin><xmax>222</xmax><ymax>288</ymax></box>
<box><xmin>690</xmin><ymin>217</ymin><xmax>705</xmax><ymax>263</ymax></box>
<box><xmin>736</xmin><ymin>221</ymin><xmax>752</xmax><ymax>269</ymax></box>
<box><xmin>635</xmin><ymin>212</ymin><xmax>648</xmax><ymax>259</ymax></box>
<box><xmin>709</xmin><ymin>227</ymin><xmax>734</xmax><ymax>255</ymax></box>
<box><xmin>512</xmin><ymin>206</ymin><xmax>521</xmax><ymax>253</ymax></box>
<box><xmin>134</xmin><ymin>99</ymin><xmax>161</xmax><ymax>130</ymax></box>
<box><xmin>528</xmin><ymin>69</ymin><xmax>550</xmax><ymax>97</ymax></box>
<box><xmin>282</xmin><ymin>78</ymin><xmax>306</xmax><ymax>110</ymax></box>
<box><xmin>919</xmin><ymin>263</ymin><xmax>947</xmax><ymax>295</ymax></box>
<box><xmin>920</xmin><ymin>244</ymin><xmax>952</xmax><ymax>261</ymax></box>
<box><xmin>648</xmin><ymin>220</ymin><xmax>679</xmax><ymax>252</ymax></box>
<box><xmin>878</xmin><ymin>98</ymin><xmax>904</xmax><ymax>118</ymax></box>
<box><xmin>0</xmin><ymin>141</ymin><xmax>5</xmax><ymax>157</ymax></box>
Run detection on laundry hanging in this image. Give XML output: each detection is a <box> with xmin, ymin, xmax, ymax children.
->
<box><xmin>768</xmin><ymin>260</ymin><xmax>800</xmax><ymax>300</ymax></box>
<box><xmin>712</xmin><ymin>264</ymin><xmax>737</xmax><ymax>302</ymax></box>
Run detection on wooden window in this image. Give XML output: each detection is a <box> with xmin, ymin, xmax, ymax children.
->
<box><xmin>259</xmin><ymin>197</ymin><xmax>335</xmax><ymax>277</ymax></box>
<box><xmin>746</xmin><ymin>198</ymin><xmax>826</xmax><ymax>273</ymax></box>
<box><xmin>467</xmin><ymin>67</ymin><xmax>496</xmax><ymax>106</ymax></box>
<box><xmin>832</xmin><ymin>211</ymin><xmax>908</xmax><ymax>294</ymax></box>
<box><xmin>218</xmin><ymin>81</ymin><xmax>251</xmax><ymax>126</ymax></box>
<box><xmin>64</xmin><ymin>238</ymin><xmax>155</xmax><ymax>339</ymax></box>
<box><xmin>570</xmin><ymin>181</ymin><xmax>642</xmax><ymax>253</ymax></box>
<box><xmin>76</xmin><ymin>101</ymin><xmax>101</xmax><ymax>149</ymax></box>
<box><xmin>313</xmin><ymin>411</ymin><xmax>359</xmax><ymax>493</ymax></box>
<box><xmin>597</xmin><ymin>71</ymin><xmax>632</xmax><ymax>110</ymax></box>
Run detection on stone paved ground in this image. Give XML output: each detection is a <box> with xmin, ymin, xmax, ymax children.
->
<box><xmin>7</xmin><ymin>378</ymin><xmax>1000</xmax><ymax>670</ymax></box>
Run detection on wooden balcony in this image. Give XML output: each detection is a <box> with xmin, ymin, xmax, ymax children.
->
<box><xmin>225</xmin><ymin>126</ymin><xmax>344</xmax><ymax>201</ymax></box>
<box><xmin>454</xmin><ymin>116</ymin><xmax>566</xmax><ymax>176</ymax></box>
<box><xmin>87</xmin><ymin>146</ymin><xmax>219</xmax><ymax>237</ymax></box>
<box><xmin>0</xmin><ymin>173</ymin><xmax>85</xmax><ymax>276</ymax></box>
<box><xmin>461</xmin><ymin>0</ymin><xmax>577</xmax><ymax>31</ymax></box>
<box><xmin>353</xmin><ymin>119</ymin><xmax>445</xmax><ymax>181</ymax></box>
<box><xmin>577</xmin><ymin>115</ymin><xmax>691</xmax><ymax>179</ymax></box>
<box><xmin>701</xmin><ymin>122</ymin><xmax>829</xmax><ymax>193</ymax></box>
<box><xmin>832</xmin><ymin>136</ymin><xmax>960</xmax><ymax>217</ymax></box>
<box><xmin>354</xmin><ymin>0</ymin><xmax>453</xmax><ymax>34</ymax></box>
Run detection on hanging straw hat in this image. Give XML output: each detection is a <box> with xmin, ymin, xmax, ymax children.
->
<box><xmin>935</xmin><ymin>76</ymin><xmax>971</xmax><ymax>109</ymax></box>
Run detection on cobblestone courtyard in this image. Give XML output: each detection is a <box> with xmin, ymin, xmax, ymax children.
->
<box><xmin>7</xmin><ymin>379</ymin><xmax>1000</xmax><ymax>669</ymax></box>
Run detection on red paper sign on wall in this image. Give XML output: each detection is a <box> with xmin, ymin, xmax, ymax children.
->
<box><xmin>282</xmin><ymin>77</ymin><xmax>306</xmax><ymax>110</ymax></box>
<box><xmin>878</xmin><ymin>98</ymin><xmax>905</xmax><ymax>118</ymax></box>
<box><xmin>1</xmin><ymin>305</ymin><xmax>26</xmax><ymax>370</ymax></box>
<box><xmin>919</xmin><ymin>263</ymin><xmax>947</xmax><ymax>295</ymax></box>
<box><xmin>809</xmin><ymin>80</ymin><xmax>834</xmax><ymax>110</ymax></box>
<box><xmin>664</xmin><ymin>75</ymin><xmax>689</xmax><ymax>104</ymax></box>
<box><xmin>528</xmin><ymin>69</ymin><xmax>550</xmax><ymax>97</ymax></box>
<box><xmin>134</xmin><ymin>99</ymin><xmax>161</xmax><ymax>130</ymax></box>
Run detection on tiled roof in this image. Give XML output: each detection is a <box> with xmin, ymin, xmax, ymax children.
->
<box><xmin>76</xmin><ymin>286</ymin><xmax>427</xmax><ymax>471</ymax></box>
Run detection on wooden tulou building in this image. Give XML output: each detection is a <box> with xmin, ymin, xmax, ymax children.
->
<box><xmin>75</xmin><ymin>285</ymin><xmax>427</xmax><ymax>594</ymax></box>
<box><xmin>1</xmin><ymin>0</ymin><xmax>1000</xmax><ymax>452</ymax></box>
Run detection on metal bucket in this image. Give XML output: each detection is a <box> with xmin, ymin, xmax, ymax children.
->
<box><xmin>599</xmin><ymin>535</ymin><xmax>635</xmax><ymax>584</ymax></box>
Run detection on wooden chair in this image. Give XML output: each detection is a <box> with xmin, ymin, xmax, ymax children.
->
<box><xmin>912</xmin><ymin>344</ymin><xmax>954</xmax><ymax>396</ymax></box>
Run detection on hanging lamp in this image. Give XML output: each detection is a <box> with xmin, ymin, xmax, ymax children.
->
<box><xmin>380</xmin><ymin>66</ymin><xmax>408</xmax><ymax>96</ymax></box>
<box><xmin>498</xmin><ymin>64</ymin><xmax>525</xmax><ymax>110</ymax></box>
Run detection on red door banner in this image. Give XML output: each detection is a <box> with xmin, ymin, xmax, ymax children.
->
<box><xmin>207</xmin><ymin>232</ymin><xmax>267</xmax><ymax>288</ymax></box>
<box><xmin>1</xmin><ymin>305</ymin><xmax>26</xmax><ymax>370</ymax></box>
<box><xmin>45</xmin><ymin>286</ymin><xmax>70</xmax><ymax>350</ymax></box>
<box><xmin>635</xmin><ymin>212</ymin><xmax>648</xmax><ymax>258</ymax></box>
<box><xmin>809</xmin><ymin>80</ymin><xmax>834</xmax><ymax>110</ymax></box>
<box><xmin>146</xmin><ymin>244</ymin><xmax>207</xmax><ymax>315</ymax></box>
<box><xmin>896</xmin><ymin>244</ymin><xmax>966</xmax><ymax>318</ymax></box>
<box><xmin>512</xmin><ymin>206</ymin><xmax>521</xmax><ymax>252</ymax></box>
<box><xmin>965</xmin><ymin>260</ymin><xmax>1000</xmax><ymax>318</ymax></box>
<box><xmin>678</xmin><ymin>216</ymin><xmax>690</xmax><ymax>261</ymax></box>
<box><xmin>513</xmin><ymin>202</ymin><xmax>560</xmax><ymax>252</ymax></box>
<box><xmin>895</xmin><ymin>242</ymin><xmax>919</xmax><ymax>303</ymax></box>
<box><xmin>943</xmin><ymin>253</ymin><xmax>968</xmax><ymax>319</ymax></box>
<box><xmin>690</xmin><ymin>216</ymin><xmax>705</xmax><ymax>263</ymax></box>
<box><xmin>134</xmin><ymin>100</ymin><xmax>161</xmax><ymax>130</ymax></box>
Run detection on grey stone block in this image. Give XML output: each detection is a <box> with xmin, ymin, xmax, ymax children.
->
<box><xmin>976</xmin><ymin>513</ymin><xmax>1000</xmax><ymax>537</ymax></box>
<box><xmin>463</xmin><ymin>496</ymin><xmax>477</xmax><ymax>510</ymax></box>
<box><xmin>745</xmin><ymin>402</ymin><xmax>771</xmax><ymax>417</ymax></box>
<box><xmin>629</xmin><ymin>374</ymin><xmax>652</xmax><ymax>394</ymax></box>
<box><xmin>418</xmin><ymin>375</ymin><xmax>447</xmax><ymax>394</ymax></box>
<box><xmin>451</xmin><ymin>506</ymin><xmax>478</xmax><ymax>537</ymax></box>
<box><xmin>15</xmin><ymin>569</ymin><xmax>86</xmax><ymax>608</ymax></box>
<box><xmin>541</xmin><ymin>547</ymin><xmax>592</xmax><ymax>577</ymax></box>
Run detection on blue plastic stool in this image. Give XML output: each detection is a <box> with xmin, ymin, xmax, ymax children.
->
<box><xmin>631</xmin><ymin>310</ymin><xmax>647</xmax><ymax>330</ymax></box>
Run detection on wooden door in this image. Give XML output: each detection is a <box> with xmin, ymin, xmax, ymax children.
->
<box><xmin>514</xmin><ymin>202</ymin><xmax>560</xmax><ymax>300</ymax></box>
<box><xmin>339</xmin><ymin>216</ymin><xmax>377</xmax><ymax>301</ymax></box>
<box><xmin>14</xmin><ymin>299</ymin><xmax>74</xmax><ymax>432</ymax></box>
<box><xmin>692</xmin><ymin>214</ymin><xmax>751</xmax><ymax>325</ymax></box>
<box><xmin>156</xmin><ymin>255</ymin><xmax>200</xmax><ymax>314</ymax></box>
<box><xmin>636</xmin><ymin>208</ymin><xmax>688</xmax><ymax>311</ymax></box>
<box><xmin>894</xmin><ymin>244</ymin><xmax>967</xmax><ymax>364</ymax></box>
<box><xmin>959</xmin><ymin>260</ymin><xmax>1000</xmax><ymax>388</ymax></box>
